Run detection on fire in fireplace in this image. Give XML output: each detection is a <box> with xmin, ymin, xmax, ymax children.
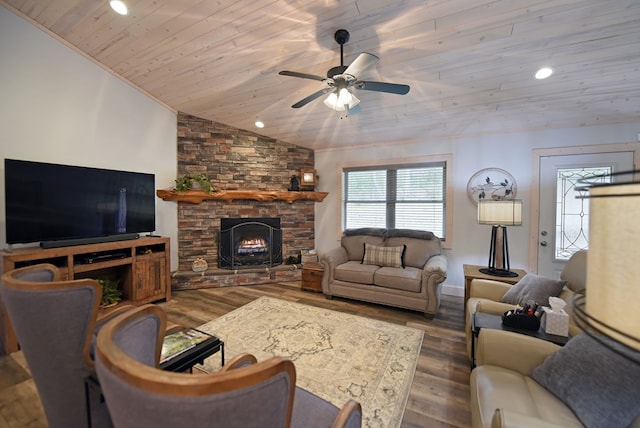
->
<box><xmin>238</xmin><ymin>238</ymin><xmax>267</xmax><ymax>255</ymax></box>
<box><xmin>219</xmin><ymin>218</ymin><xmax>282</xmax><ymax>269</ymax></box>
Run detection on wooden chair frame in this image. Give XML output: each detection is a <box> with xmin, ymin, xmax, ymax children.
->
<box><xmin>96</xmin><ymin>305</ymin><xmax>297</xmax><ymax>411</ymax></box>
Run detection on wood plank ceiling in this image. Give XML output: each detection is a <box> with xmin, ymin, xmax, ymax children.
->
<box><xmin>2</xmin><ymin>0</ymin><xmax>640</xmax><ymax>150</ymax></box>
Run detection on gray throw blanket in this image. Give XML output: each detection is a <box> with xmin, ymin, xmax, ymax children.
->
<box><xmin>343</xmin><ymin>228</ymin><xmax>434</xmax><ymax>240</ymax></box>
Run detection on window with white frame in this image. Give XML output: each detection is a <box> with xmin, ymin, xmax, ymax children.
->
<box><xmin>342</xmin><ymin>161</ymin><xmax>447</xmax><ymax>239</ymax></box>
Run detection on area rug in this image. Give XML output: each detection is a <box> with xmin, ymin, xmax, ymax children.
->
<box><xmin>197</xmin><ymin>296</ymin><xmax>423</xmax><ymax>428</ymax></box>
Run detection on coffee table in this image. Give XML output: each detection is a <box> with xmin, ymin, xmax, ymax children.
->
<box><xmin>471</xmin><ymin>312</ymin><xmax>568</xmax><ymax>368</ymax></box>
<box><xmin>160</xmin><ymin>328</ymin><xmax>224</xmax><ymax>373</ymax></box>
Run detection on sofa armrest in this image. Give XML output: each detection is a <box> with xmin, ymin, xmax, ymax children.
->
<box><xmin>475</xmin><ymin>300</ymin><xmax>514</xmax><ymax>316</ymax></box>
<box><xmin>491</xmin><ymin>409</ymin><xmax>568</xmax><ymax>428</ymax></box>
<box><xmin>423</xmin><ymin>254</ymin><xmax>447</xmax><ymax>278</ymax></box>
<box><xmin>419</xmin><ymin>255</ymin><xmax>448</xmax><ymax>317</ymax></box>
<box><xmin>476</xmin><ymin>329</ymin><xmax>560</xmax><ymax>375</ymax></box>
<box><xmin>469</xmin><ymin>279</ymin><xmax>513</xmax><ymax>301</ymax></box>
<box><xmin>320</xmin><ymin>247</ymin><xmax>348</xmax><ymax>290</ymax></box>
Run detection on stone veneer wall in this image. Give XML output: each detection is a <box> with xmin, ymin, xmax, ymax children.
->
<box><xmin>172</xmin><ymin>113</ymin><xmax>316</xmax><ymax>290</ymax></box>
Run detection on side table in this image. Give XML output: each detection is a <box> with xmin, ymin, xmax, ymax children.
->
<box><xmin>302</xmin><ymin>263</ymin><xmax>323</xmax><ymax>292</ymax></box>
<box><xmin>463</xmin><ymin>264</ymin><xmax>526</xmax><ymax>314</ymax></box>
<box><xmin>471</xmin><ymin>312</ymin><xmax>568</xmax><ymax>368</ymax></box>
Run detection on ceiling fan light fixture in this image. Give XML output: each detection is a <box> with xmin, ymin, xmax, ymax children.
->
<box><xmin>324</xmin><ymin>88</ymin><xmax>359</xmax><ymax>111</ymax></box>
<box><xmin>109</xmin><ymin>0</ymin><xmax>128</xmax><ymax>15</ymax></box>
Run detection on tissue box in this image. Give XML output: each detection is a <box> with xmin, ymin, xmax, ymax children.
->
<box><xmin>541</xmin><ymin>306</ymin><xmax>569</xmax><ymax>337</ymax></box>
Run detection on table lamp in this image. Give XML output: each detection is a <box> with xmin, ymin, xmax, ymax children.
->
<box><xmin>477</xmin><ymin>199</ymin><xmax>523</xmax><ymax>277</ymax></box>
<box><xmin>572</xmin><ymin>170</ymin><xmax>640</xmax><ymax>362</ymax></box>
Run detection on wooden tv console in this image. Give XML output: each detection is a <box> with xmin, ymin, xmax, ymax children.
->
<box><xmin>0</xmin><ymin>236</ymin><xmax>170</xmax><ymax>355</ymax></box>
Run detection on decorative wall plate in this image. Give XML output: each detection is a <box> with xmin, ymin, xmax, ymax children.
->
<box><xmin>467</xmin><ymin>167</ymin><xmax>517</xmax><ymax>205</ymax></box>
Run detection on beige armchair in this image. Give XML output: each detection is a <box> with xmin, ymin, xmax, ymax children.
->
<box><xmin>470</xmin><ymin>329</ymin><xmax>640</xmax><ymax>428</ymax></box>
<box><xmin>466</xmin><ymin>251</ymin><xmax>587</xmax><ymax>359</ymax></box>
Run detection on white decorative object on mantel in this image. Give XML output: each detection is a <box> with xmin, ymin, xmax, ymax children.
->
<box><xmin>467</xmin><ymin>167</ymin><xmax>518</xmax><ymax>205</ymax></box>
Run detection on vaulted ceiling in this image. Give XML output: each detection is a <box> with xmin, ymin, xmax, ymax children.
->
<box><xmin>3</xmin><ymin>0</ymin><xmax>640</xmax><ymax>150</ymax></box>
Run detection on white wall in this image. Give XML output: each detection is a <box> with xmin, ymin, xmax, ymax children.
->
<box><xmin>315</xmin><ymin>123</ymin><xmax>640</xmax><ymax>291</ymax></box>
<box><xmin>0</xmin><ymin>6</ymin><xmax>179</xmax><ymax>268</ymax></box>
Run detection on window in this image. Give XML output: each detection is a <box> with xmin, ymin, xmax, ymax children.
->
<box><xmin>554</xmin><ymin>166</ymin><xmax>611</xmax><ymax>260</ymax></box>
<box><xmin>342</xmin><ymin>162</ymin><xmax>447</xmax><ymax>239</ymax></box>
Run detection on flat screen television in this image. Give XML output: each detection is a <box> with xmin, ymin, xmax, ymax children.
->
<box><xmin>4</xmin><ymin>159</ymin><xmax>156</xmax><ymax>248</ymax></box>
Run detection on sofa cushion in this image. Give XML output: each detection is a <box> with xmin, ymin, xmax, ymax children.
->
<box><xmin>373</xmin><ymin>266</ymin><xmax>422</xmax><ymax>292</ymax></box>
<box><xmin>385</xmin><ymin>236</ymin><xmax>440</xmax><ymax>269</ymax></box>
<box><xmin>341</xmin><ymin>235</ymin><xmax>385</xmax><ymax>261</ymax></box>
<box><xmin>362</xmin><ymin>243</ymin><xmax>405</xmax><ymax>268</ymax></box>
<box><xmin>530</xmin><ymin>334</ymin><xmax>640</xmax><ymax>428</ymax></box>
<box><xmin>334</xmin><ymin>261</ymin><xmax>378</xmax><ymax>284</ymax></box>
<box><xmin>501</xmin><ymin>274</ymin><xmax>565</xmax><ymax>307</ymax></box>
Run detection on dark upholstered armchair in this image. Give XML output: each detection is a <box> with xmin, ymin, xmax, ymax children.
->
<box><xmin>95</xmin><ymin>304</ymin><xmax>362</xmax><ymax>428</ymax></box>
<box><xmin>0</xmin><ymin>263</ymin><xmax>132</xmax><ymax>428</ymax></box>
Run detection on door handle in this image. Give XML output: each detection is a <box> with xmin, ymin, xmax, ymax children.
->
<box><xmin>540</xmin><ymin>241</ymin><xmax>548</xmax><ymax>247</ymax></box>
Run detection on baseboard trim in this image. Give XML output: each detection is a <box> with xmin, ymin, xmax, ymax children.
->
<box><xmin>442</xmin><ymin>284</ymin><xmax>463</xmax><ymax>297</ymax></box>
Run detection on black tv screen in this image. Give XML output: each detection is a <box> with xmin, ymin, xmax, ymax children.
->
<box><xmin>4</xmin><ymin>159</ymin><xmax>156</xmax><ymax>247</ymax></box>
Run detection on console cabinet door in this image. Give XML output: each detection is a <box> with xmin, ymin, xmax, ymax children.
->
<box><xmin>134</xmin><ymin>255</ymin><xmax>166</xmax><ymax>303</ymax></box>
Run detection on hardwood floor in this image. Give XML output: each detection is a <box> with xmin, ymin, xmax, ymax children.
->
<box><xmin>0</xmin><ymin>282</ymin><xmax>471</xmax><ymax>427</ymax></box>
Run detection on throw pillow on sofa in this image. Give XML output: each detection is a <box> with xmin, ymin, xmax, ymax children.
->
<box><xmin>530</xmin><ymin>333</ymin><xmax>640</xmax><ymax>428</ymax></box>
<box><xmin>361</xmin><ymin>243</ymin><xmax>406</xmax><ymax>268</ymax></box>
<box><xmin>500</xmin><ymin>273</ymin><xmax>565</xmax><ymax>307</ymax></box>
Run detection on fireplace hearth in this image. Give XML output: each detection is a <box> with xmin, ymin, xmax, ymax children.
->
<box><xmin>219</xmin><ymin>218</ymin><xmax>282</xmax><ymax>269</ymax></box>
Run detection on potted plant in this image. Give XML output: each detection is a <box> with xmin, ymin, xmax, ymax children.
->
<box><xmin>97</xmin><ymin>278</ymin><xmax>122</xmax><ymax>308</ymax></box>
<box><xmin>174</xmin><ymin>173</ymin><xmax>216</xmax><ymax>193</ymax></box>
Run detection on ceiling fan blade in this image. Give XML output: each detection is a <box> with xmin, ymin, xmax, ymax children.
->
<box><xmin>279</xmin><ymin>70</ymin><xmax>325</xmax><ymax>82</ymax></box>
<box><xmin>357</xmin><ymin>81</ymin><xmax>410</xmax><ymax>95</ymax></box>
<box><xmin>291</xmin><ymin>88</ymin><xmax>331</xmax><ymax>108</ymax></box>
<box><xmin>344</xmin><ymin>52</ymin><xmax>379</xmax><ymax>76</ymax></box>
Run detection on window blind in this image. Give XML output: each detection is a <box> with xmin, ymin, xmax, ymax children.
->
<box><xmin>343</xmin><ymin>162</ymin><xmax>446</xmax><ymax>238</ymax></box>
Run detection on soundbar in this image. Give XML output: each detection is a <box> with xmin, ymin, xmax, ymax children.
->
<box><xmin>40</xmin><ymin>233</ymin><xmax>140</xmax><ymax>249</ymax></box>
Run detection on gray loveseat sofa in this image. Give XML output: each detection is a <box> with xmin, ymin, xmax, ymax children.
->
<box><xmin>319</xmin><ymin>228</ymin><xmax>447</xmax><ymax>318</ymax></box>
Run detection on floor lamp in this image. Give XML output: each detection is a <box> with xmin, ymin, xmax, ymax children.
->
<box><xmin>572</xmin><ymin>170</ymin><xmax>640</xmax><ymax>362</ymax></box>
<box><xmin>477</xmin><ymin>199</ymin><xmax>523</xmax><ymax>277</ymax></box>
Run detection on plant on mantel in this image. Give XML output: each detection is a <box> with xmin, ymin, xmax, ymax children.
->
<box><xmin>173</xmin><ymin>173</ymin><xmax>216</xmax><ymax>193</ymax></box>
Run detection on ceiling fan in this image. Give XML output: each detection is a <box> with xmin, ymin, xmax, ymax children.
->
<box><xmin>279</xmin><ymin>29</ymin><xmax>410</xmax><ymax>112</ymax></box>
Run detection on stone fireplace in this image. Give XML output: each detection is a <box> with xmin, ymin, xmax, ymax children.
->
<box><xmin>219</xmin><ymin>218</ymin><xmax>283</xmax><ymax>269</ymax></box>
<box><xmin>172</xmin><ymin>112</ymin><xmax>317</xmax><ymax>291</ymax></box>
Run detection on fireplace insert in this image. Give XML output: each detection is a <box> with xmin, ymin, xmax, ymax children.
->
<box><xmin>219</xmin><ymin>218</ymin><xmax>282</xmax><ymax>269</ymax></box>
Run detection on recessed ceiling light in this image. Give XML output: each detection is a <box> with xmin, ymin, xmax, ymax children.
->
<box><xmin>109</xmin><ymin>0</ymin><xmax>128</xmax><ymax>15</ymax></box>
<box><xmin>255</xmin><ymin>120</ymin><xmax>265</xmax><ymax>129</ymax></box>
<box><xmin>535</xmin><ymin>67</ymin><xmax>553</xmax><ymax>79</ymax></box>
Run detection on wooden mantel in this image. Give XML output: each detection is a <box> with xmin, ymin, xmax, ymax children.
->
<box><xmin>156</xmin><ymin>189</ymin><xmax>328</xmax><ymax>204</ymax></box>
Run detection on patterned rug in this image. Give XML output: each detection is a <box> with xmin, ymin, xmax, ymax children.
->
<box><xmin>197</xmin><ymin>296</ymin><xmax>423</xmax><ymax>428</ymax></box>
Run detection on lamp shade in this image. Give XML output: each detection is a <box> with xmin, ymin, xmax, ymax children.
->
<box><xmin>477</xmin><ymin>199</ymin><xmax>523</xmax><ymax>226</ymax></box>
<box><xmin>585</xmin><ymin>180</ymin><xmax>640</xmax><ymax>351</ymax></box>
